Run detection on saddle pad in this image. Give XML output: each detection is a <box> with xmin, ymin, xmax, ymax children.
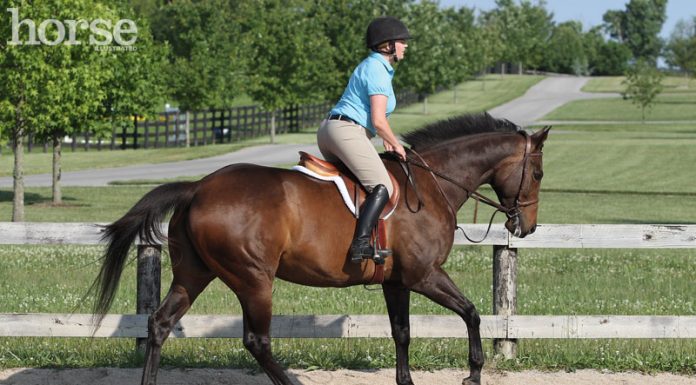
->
<box><xmin>292</xmin><ymin>165</ymin><xmax>397</xmax><ymax>219</ymax></box>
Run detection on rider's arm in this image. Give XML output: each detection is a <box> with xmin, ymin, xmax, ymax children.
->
<box><xmin>370</xmin><ymin>94</ymin><xmax>406</xmax><ymax>160</ymax></box>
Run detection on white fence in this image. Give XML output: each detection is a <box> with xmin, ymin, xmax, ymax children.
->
<box><xmin>1</xmin><ymin>222</ymin><xmax>695</xmax><ymax>358</ymax></box>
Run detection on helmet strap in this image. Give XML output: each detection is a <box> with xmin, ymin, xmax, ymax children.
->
<box><xmin>389</xmin><ymin>41</ymin><xmax>398</xmax><ymax>62</ymax></box>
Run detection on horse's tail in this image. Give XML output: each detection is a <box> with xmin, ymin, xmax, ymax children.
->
<box><xmin>89</xmin><ymin>181</ymin><xmax>199</xmax><ymax>328</ymax></box>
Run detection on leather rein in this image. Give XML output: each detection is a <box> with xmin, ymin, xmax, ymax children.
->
<box><xmin>398</xmin><ymin>130</ymin><xmax>542</xmax><ymax>243</ymax></box>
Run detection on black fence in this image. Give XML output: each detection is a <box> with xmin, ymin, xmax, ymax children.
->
<box><xmin>18</xmin><ymin>90</ymin><xmax>421</xmax><ymax>153</ymax></box>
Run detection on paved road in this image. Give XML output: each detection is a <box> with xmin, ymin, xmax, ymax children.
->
<box><xmin>0</xmin><ymin>143</ymin><xmax>323</xmax><ymax>188</ymax></box>
<box><xmin>487</xmin><ymin>76</ymin><xmax>618</xmax><ymax>127</ymax></box>
<box><xmin>1</xmin><ymin>76</ymin><xmax>618</xmax><ymax>188</ymax></box>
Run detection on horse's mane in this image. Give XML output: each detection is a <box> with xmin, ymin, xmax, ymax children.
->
<box><xmin>402</xmin><ymin>112</ymin><xmax>521</xmax><ymax>151</ymax></box>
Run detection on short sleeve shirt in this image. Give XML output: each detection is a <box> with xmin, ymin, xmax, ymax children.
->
<box><xmin>330</xmin><ymin>52</ymin><xmax>396</xmax><ymax>136</ymax></box>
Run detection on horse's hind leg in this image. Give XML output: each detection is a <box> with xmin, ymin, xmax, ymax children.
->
<box><xmin>236</xmin><ymin>285</ymin><xmax>292</xmax><ymax>385</ymax></box>
<box><xmin>140</xmin><ymin>278</ymin><xmax>212</xmax><ymax>385</ymax></box>
<box><xmin>382</xmin><ymin>284</ymin><xmax>414</xmax><ymax>385</ymax></box>
<box><xmin>411</xmin><ymin>267</ymin><xmax>484</xmax><ymax>385</ymax></box>
<box><xmin>141</xmin><ymin>228</ymin><xmax>214</xmax><ymax>385</ymax></box>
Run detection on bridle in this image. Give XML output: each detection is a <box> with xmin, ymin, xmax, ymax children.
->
<box><xmin>399</xmin><ymin>130</ymin><xmax>543</xmax><ymax>242</ymax></box>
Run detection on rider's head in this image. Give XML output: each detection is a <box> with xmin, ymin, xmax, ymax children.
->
<box><xmin>366</xmin><ymin>16</ymin><xmax>411</xmax><ymax>63</ymax></box>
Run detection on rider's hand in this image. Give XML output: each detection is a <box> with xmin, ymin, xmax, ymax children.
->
<box><xmin>385</xmin><ymin>140</ymin><xmax>407</xmax><ymax>161</ymax></box>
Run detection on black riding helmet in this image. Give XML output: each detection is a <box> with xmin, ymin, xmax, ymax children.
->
<box><xmin>365</xmin><ymin>16</ymin><xmax>411</xmax><ymax>50</ymax></box>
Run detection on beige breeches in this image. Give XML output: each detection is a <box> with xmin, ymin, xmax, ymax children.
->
<box><xmin>317</xmin><ymin>119</ymin><xmax>394</xmax><ymax>197</ymax></box>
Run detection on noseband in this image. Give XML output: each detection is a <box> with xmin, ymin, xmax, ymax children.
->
<box><xmin>401</xmin><ymin>130</ymin><xmax>542</xmax><ymax>242</ymax></box>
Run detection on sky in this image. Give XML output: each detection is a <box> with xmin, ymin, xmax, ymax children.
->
<box><xmin>440</xmin><ymin>0</ymin><xmax>695</xmax><ymax>39</ymax></box>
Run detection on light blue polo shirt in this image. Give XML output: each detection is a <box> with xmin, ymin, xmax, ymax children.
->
<box><xmin>330</xmin><ymin>52</ymin><xmax>396</xmax><ymax>136</ymax></box>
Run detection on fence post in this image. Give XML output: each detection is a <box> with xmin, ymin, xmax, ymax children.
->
<box><xmin>493</xmin><ymin>244</ymin><xmax>517</xmax><ymax>359</ymax></box>
<box><xmin>136</xmin><ymin>244</ymin><xmax>161</xmax><ymax>355</ymax></box>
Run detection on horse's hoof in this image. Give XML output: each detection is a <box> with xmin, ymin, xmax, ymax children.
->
<box><xmin>462</xmin><ymin>376</ymin><xmax>481</xmax><ymax>385</ymax></box>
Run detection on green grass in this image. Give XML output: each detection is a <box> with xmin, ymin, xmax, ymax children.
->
<box><xmin>543</xmin><ymin>94</ymin><xmax>696</xmax><ymax>121</ymax></box>
<box><xmin>1</xmin><ymin>246</ymin><xmax>694</xmax><ymax>372</ymax></box>
<box><xmin>582</xmin><ymin>76</ymin><xmax>696</xmax><ymax>93</ymax></box>
<box><xmin>545</xmin><ymin>76</ymin><xmax>696</xmax><ymax>122</ymax></box>
<box><xmin>390</xmin><ymin>75</ymin><xmax>543</xmax><ymax>135</ymax></box>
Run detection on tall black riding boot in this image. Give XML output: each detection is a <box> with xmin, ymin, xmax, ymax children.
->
<box><xmin>349</xmin><ymin>184</ymin><xmax>389</xmax><ymax>264</ymax></box>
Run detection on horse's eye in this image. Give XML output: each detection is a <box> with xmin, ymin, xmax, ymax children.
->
<box><xmin>533</xmin><ymin>170</ymin><xmax>543</xmax><ymax>181</ymax></box>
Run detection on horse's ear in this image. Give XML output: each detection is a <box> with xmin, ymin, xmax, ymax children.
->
<box><xmin>532</xmin><ymin>126</ymin><xmax>551</xmax><ymax>150</ymax></box>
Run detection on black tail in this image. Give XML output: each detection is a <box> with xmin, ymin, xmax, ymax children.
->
<box><xmin>89</xmin><ymin>181</ymin><xmax>198</xmax><ymax>327</ymax></box>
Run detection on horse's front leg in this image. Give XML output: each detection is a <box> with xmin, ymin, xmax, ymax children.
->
<box><xmin>411</xmin><ymin>267</ymin><xmax>483</xmax><ymax>385</ymax></box>
<box><xmin>382</xmin><ymin>283</ymin><xmax>414</xmax><ymax>385</ymax></box>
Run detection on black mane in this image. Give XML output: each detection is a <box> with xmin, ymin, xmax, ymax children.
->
<box><xmin>402</xmin><ymin>112</ymin><xmax>521</xmax><ymax>150</ymax></box>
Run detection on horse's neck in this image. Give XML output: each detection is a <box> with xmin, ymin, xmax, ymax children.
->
<box><xmin>419</xmin><ymin>133</ymin><xmax>518</xmax><ymax>210</ymax></box>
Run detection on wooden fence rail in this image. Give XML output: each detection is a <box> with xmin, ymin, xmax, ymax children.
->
<box><xmin>1</xmin><ymin>223</ymin><xmax>695</xmax><ymax>359</ymax></box>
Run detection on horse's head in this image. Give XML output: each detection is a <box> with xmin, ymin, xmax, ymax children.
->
<box><xmin>490</xmin><ymin>127</ymin><xmax>550</xmax><ymax>238</ymax></box>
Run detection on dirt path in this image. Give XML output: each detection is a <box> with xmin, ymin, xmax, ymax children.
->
<box><xmin>2</xmin><ymin>368</ymin><xmax>696</xmax><ymax>385</ymax></box>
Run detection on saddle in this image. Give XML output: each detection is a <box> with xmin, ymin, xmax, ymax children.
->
<box><xmin>293</xmin><ymin>152</ymin><xmax>398</xmax><ymax>283</ymax></box>
<box><xmin>293</xmin><ymin>151</ymin><xmax>400</xmax><ymax>220</ymax></box>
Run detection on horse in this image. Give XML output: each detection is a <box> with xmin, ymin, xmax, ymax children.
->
<box><xmin>91</xmin><ymin>112</ymin><xmax>550</xmax><ymax>385</ymax></box>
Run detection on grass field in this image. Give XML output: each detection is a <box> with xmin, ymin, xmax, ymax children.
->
<box><xmin>1</xmin><ymin>75</ymin><xmax>695</xmax><ymax>374</ymax></box>
<box><xmin>545</xmin><ymin>76</ymin><xmax>696</xmax><ymax>122</ymax></box>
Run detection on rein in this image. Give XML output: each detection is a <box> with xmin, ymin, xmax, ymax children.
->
<box><xmin>399</xmin><ymin>131</ymin><xmax>541</xmax><ymax>243</ymax></box>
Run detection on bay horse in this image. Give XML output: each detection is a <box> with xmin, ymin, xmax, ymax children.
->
<box><xmin>91</xmin><ymin>112</ymin><xmax>550</xmax><ymax>385</ymax></box>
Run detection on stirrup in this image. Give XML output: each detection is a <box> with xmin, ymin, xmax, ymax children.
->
<box><xmin>350</xmin><ymin>241</ymin><xmax>373</xmax><ymax>264</ymax></box>
<box><xmin>372</xmin><ymin>249</ymin><xmax>391</xmax><ymax>265</ymax></box>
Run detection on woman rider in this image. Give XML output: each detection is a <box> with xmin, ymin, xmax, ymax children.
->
<box><xmin>317</xmin><ymin>16</ymin><xmax>410</xmax><ymax>264</ymax></box>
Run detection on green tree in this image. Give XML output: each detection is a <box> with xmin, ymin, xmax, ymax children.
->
<box><xmin>622</xmin><ymin>59</ymin><xmax>664</xmax><ymax>122</ymax></box>
<box><xmin>441</xmin><ymin>7</ymin><xmax>478</xmax><ymax>102</ymax></box>
<box><xmin>603</xmin><ymin>0</ymin><xmax>667</xmax><ymax>63</ymax></box>
<box><xmin>241</xmin><ymin>0</ymin><xmax>337</xmax><ymax>143</ymax></box>
<box><xmin>397</xmin><ymin>0</ymin><xmax>453</xmax><ymax>114</ymax></box>
<box><xmin>583</xmin><ymin>26</ymin><xmax>632</xmax><ymax>75</ymax></box>
<box><xmin>482</xmin><ymin>0</ymin><xmax>553</xmax><ymax>74</ymax></box>
<box><xmin>311</xmin><ymin>0</ymin><xmax>375</xmax><ymax>100</ymax></box>
<box><xmin>152</xmin><ymin>0</ymin><xmax>246</xmax><ymax>144</ymax></box>
<box><xmin>100</xmin><ymin>17</ymin><xmax>166</xmax><ymax>144</ymax></box>
<box><xmin>471</xmin><ymin>18</ymin><xmax>505</xmax><ymax>89</ymax></box>
<box><xmin>543</xmin><ymin>21</ymin><xmax>587</xmax><ymax>75</ymax></box>
<box><xmin>0</xmin><ymin>1</ymin><xmax>86</xmax><ymax>218</ymax></box>
<box><xmin>664</xmin><ymin>17</ymin><xmax>696</xmax><ymax>81</ymax></box>
<box><xmin>1</xmin><ymin>1</ymin><xmax>166</xmax><ymax>214</ymax></box>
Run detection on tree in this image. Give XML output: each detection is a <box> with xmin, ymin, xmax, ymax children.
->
<box><xmin>397</xmin><ymin>0</ymin><xmax>454</xmax><ymax>114</ymax></box>
<box><xmin>603</xmin><ymin>0</ymin><xmax>667</xmax><ymax>63</ymax></box>
<box><xmin>622</xmin><ymin>59</ymin><xmax>664</xmax><ymax>122</ymax></box>
<box><xmin>471</xmin><ymin>18</ymin><xmax>505</xmax><ymax>89</ymax></box>
<box><xmin>664</xmin><ymin>17</ymin><xmax>696</xmax><ymax>80</ymax></box>
<box><xmin>152</xmin><ymin>0</ymin><xmax>247</xmax><ymax>145</ymax></box>
<box><xmin>441</xmin><ymin>7</ymin><xmax>478</xmax><ymax>102</ymax></box>
<box><xmin>1</xmin><ymin>1</ymin><xmax>66</xmax><ymax>219</ymax></box>
<box><xmin>99</xmin><ymin>10</ymin><xmax>166</xmax><ymax>147</ymax></box>
<box><xmin>482</xmin><ymin>0</ymin><xmax>553</xmax><ymax>74</ymax></box>
<box><xmin>241</xmin><ymin>0</ymin><xmax>337</xmax><ymax>143</ymax></box>
<box><xmin>311</xmin><ymin>0</ymin><xmax>376</xmax><ymax>101</ymax></box>
<box><xmin>543</xmin><ymin>21</ymin><xmax>587</xmax><ymax>75</ymax></box>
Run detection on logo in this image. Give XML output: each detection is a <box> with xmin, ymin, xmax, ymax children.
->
<box><xmin>6</xmin><ymin>7</ymin><xmax>138</xmax><ymax>48</ymax></box>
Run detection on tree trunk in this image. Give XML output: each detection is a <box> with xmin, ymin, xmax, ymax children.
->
<box><xmin>270</xmin><ymin>110</ymin><xmax>276</xmax><ymax>144</ymax></box>
<box><xmin>12</xmin><ymin>120</ymin><xmax>25</xmax><ymax>222</ymax></box>
<box><xmin>52</xmin><ymin>134</ymin><xmax>62</xmax><ymax>205</ymax></box>
<box><xmin>422</xmin><ymin>96</ymin><xmax>428</xmax><ymax>115</ymax></box>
